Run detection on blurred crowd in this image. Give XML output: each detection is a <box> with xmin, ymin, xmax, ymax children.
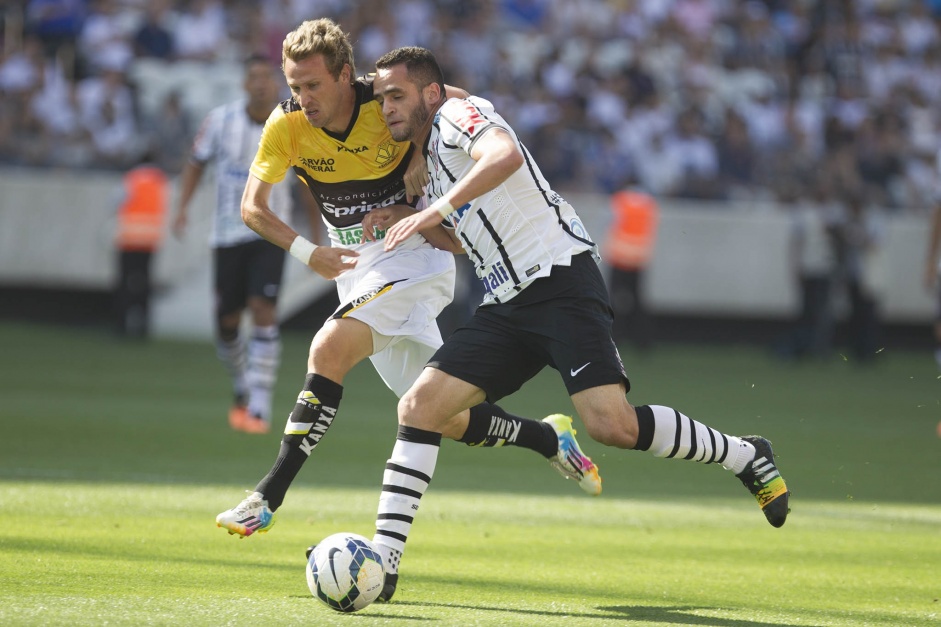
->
<box><xmin>1</xmin><ymin>0</ymin><xmax>940</xmax><ymax>211</ymax></box>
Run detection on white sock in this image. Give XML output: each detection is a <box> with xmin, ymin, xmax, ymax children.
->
<box><xmin>645</xmin><ymin>404</ymin><xmax>755</xmax><ymax>474</ymax></box>
<box><xmin>373</xmin><ymin>426</ymin><xmax>441</xmax><ymax>574</ymax></box>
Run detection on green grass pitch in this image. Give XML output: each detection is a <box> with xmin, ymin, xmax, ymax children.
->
<box><xmin>1</xmin><ymin>321</ymin><xmax>939</xmax><ymax>626</ymax></box>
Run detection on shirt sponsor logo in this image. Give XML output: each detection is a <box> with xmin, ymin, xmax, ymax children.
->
<box><xmin>299</xmin><ymin>156</ymin><xmax>335</xmax><ymax>172</ymax></box>
<box><xmin>481</xmin><ymin>260</ymin><xmax>511</xmax><ymax>294</ymax></box>
<box><xmin>322</xmin><ymin>188</ymin><xmax>408</xmax><ymax>217</ymax></box>
<box><xmin>337</xmin><ymin>144</ymin><xmax>368</xmax><ymax>154</ymax></box>
<box><xmin>333</xmin><ymin>225</ymin><xmax>386</xmax><ymax>246</ymax></box>
<box><xmin>451</xmin><ymin>101</ymin><xmax>487</xmax><ymax>135</ymax></box>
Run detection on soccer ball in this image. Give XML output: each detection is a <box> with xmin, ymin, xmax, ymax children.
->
<box><xmin>306</xmin><ymin>532</ymin><xmax>385</xmax><ymax>612</ymax></box>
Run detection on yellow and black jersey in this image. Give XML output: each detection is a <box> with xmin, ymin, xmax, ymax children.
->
<box><xmin>250</xmin><ymin>77</ymin><xmax>415</xmax><ymax>240</ymax></box>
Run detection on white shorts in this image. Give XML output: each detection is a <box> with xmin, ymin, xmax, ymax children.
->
<box><xmin>334</xmin><ymin>245</ymin><xmax>456</xmax><ymax>397</ymax></box>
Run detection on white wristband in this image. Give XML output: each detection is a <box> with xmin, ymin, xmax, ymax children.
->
<box><xmin>289</xmin><ymin>236</ymin><xmax>317</xmax><ymax>265</ymax></box>
<box><xmin>432</xmin><ymin>200</ymin><xmax>455</xmax><ymax>218</ymax></box>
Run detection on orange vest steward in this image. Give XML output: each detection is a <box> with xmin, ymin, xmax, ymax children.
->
<box><xmin>117</xmin><ymin>165</ymin><xmax>168</xmax><ymax>252</ymax></box>
<box><xmin>604</xmin><ymin>190</ymin><xmax>659</xmax><ymax>270</ymax></box>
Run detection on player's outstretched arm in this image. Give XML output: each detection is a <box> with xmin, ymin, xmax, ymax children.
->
<box><xmin>419</xmin><ymin>222</ymin><xmax>464</xmax><ymax>254</ymax></box>
<box><xmin>384</xmin><ymin>206</ymin><xmax>444</xmax><ymax>251</ymax></box>
<box><xmin>386</xmin><ymin>128</ymin><xmax>523</xmax><ymax>251</ymax></box>
<box><xmin>242</xmin><ymin>173</ymin><xmax>357</xmax><ymax>279</ymax></box>
<box><xmin>361</xmin><ymin>204</ymin><xmax>462</xmax><ymax>253</ymax></box>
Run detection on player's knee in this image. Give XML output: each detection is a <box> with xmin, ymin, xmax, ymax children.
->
<box><xmin>247</xmin><ymin>296</ymin><xmax>277</xmax><ymax>326</ymax></box>
<box><xmin>217</xmin><ymin>312</ymin><xmax>241</xmax><ymax>340</ymax></box>
<box><xmin>396</xmin><ymin>388</ymin><xmax>441</xmax><ymax>430</ymax></box>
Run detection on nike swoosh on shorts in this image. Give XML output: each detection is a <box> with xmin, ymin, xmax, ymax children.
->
<box><xmin>570</xmin><ymin>362</ymin><xmax>591</xmax><ymax>376</ymax></box>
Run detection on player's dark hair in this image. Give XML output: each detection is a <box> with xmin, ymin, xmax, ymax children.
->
<box><xmin>375</xmin><ymin>46</ymin><xmax>445</xmax><ymax>95</ymax></box>
<box><xmin>243</xmin><ymin>53</ymin><xmax>274</xmax><ymax>76</ymax></box>
<box><xmin>244</xmin><ymin>53</ymin><xmax>271</xmax><ymax>68</ymax></box>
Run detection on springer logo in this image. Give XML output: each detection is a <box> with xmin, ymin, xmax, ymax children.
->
<box><xmin>322</xmin><ymin>188</ymin><xmax>408</xmax><ymax>217</ymax></box>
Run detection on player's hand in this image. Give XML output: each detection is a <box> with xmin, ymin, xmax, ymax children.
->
<box><xmin>172</xmin><ymin>213</ymin><xmax>187</xmax><ymax>239</ymax></box>
<box><xmin>359</xmin><ymin>206</ymin><xmax>410</xmax><ymax>243</ymax></box>
<box><xmin>308</xmin><ymin>246</ymin><xmax>359</xmax><ymax>280</ymax></box>
<box><xmin>385</xmin><ymin>207</ymin><xmax>442</xmax><ymax>251</ymax></box>
<box><xmin>360</xmin><ymin>205</ymin><xmax>417</xmax><ymax>243</ymax></box>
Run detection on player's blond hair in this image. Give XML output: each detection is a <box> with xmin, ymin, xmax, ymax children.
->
<box><xmin>282</xmin><ymin>18</ymin><xmax>355</xmax><ymax>81</ymax></box>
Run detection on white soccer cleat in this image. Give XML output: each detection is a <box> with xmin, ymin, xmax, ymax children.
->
<box><xmin>543</xmin><ymin>414</ymin><xmax>602</xmax><ymax>496</ymax></box>
<box><xmin>216</xmin><ymin>491</ymin><xmax>275</xmax><ymax>537</ymax></box>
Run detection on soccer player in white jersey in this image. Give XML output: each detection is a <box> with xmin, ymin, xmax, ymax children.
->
<box><xmin>173</xmin><ymin>55</ymin><xmax>294</xmax><ymax>434</ymax></box>
<box><xmin>368</xmin><ymin>46</ymin><xmax>791</xmax><ymax>599</ymax></box>
<box><xmin>215</xmin><ymin>20</ymin><xmax>601</xmax><ymax>552</ymax></box>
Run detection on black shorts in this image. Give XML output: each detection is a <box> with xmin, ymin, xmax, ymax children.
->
<box><xmin>214</xmin><ymin>239</ymin><xmax>286</xmax><ymax>316</ymax></box>
<box><xmin>428</xmin><ymin>252</ymin><xmax>629</xmax><ymax>403</ymax></box>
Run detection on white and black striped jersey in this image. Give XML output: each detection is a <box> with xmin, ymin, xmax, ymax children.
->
<box><xmin>426</xmin><ymin>96</ymin><xmax>597</xmax><ymax>305</ymax></box>
<box><xmin>192</xmin><ymin>99</ymin><xmax>292</xmax><ymax>248</ymax></box>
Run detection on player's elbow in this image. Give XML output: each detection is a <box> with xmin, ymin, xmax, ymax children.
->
<box><xmin>241</xmin><ymin>200</ymin><xmax>260</xmax><ymax>229</ymax></box>
<box><xmin>501</xmin><ymin>145</ymin><xmax>524</xmax><ymax>173</ymax></box>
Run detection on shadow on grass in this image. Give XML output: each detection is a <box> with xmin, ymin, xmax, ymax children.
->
<box><xmin>389</xmin><ymin>601</ymin><xmax>810</xmax><ymax>626</ymax></box>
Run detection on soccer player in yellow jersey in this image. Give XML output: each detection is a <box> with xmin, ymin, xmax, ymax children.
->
<box><xmin>215</xmin><ymin>20</ymin><xmax>603</xmax><ymax>592</ymax></box>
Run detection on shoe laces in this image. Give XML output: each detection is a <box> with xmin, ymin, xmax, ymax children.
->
<box><xmin>234</xmin><ymin>492</ymin><xmax>266</xmax><ymax>515</ymax></box>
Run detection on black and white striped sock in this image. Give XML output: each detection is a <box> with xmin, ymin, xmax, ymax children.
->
<box><xmin>216</xmin><ymin>334</ymin><xmax>247</xmax><ymax>401</ymax></box>
<box><xmin>247</xmin><ymin>324</ymin><xmax>280</xmax><ymax>420</ymax></box>
<box><xmin>373</xmin><ymin>425</ymin><xmax>441</xmax><ymax>575</ymax></box>
<box><xmin>634</xmin><ymin>404</ymin><xmax>754</xmax><ymax>474</ymax></box>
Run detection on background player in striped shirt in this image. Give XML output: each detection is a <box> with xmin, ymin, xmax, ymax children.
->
<box><xmin>368</xmin><ymin>46</ymin><xmax>791</xmax><ymax>599</ymax></box>
<box><xmin>173</xmin><ymin>55</ymin><xmax>296</xmax><ymax>434</ymax></box>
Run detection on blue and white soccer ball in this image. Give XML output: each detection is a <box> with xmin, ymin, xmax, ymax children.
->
<box><xmin>306</xmin><ymin>532</ymin><xmax>385</xmax><ymax>612</ymax></box>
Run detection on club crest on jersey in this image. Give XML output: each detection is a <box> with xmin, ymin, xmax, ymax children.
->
<box><xmin>375</xmin><ymin>139</ymin><xmax>400</xmax><ymax>168</ymax></box>
<box><xmin>481</xmin><ymin>261</ymin><xmax>511</xmax><ymax>294</ymax></box>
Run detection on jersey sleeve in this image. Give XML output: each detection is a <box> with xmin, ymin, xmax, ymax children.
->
<box><xmin>250</xmin><ymin>106</ymin><xmax>293</xmax><ymax>185</ymax></box>
<box><xmin>190</xmin><ymin>106</ymin><xmax>222</xmax><ymax>164</ymax></box>
<box><xmin>437</xmin><ymin>97</ymin><xmax>507</xmax><ymax>157</ymax></box>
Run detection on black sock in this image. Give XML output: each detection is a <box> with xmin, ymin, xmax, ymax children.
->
<box><xmin>255</xmin><ymin>373</ymin><xmax>343</xmax><ymax>510</ymax></box>
<box><xmin>459</xmin><ymin>402</ymin><xmax>558</xmax><ymax>458</ymax></box>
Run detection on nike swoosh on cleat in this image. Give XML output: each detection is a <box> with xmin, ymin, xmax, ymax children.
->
<box><xmin>570</xmin><ymin>362</ymin><xmax>591</xmax><ymax>377</ymax></box>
